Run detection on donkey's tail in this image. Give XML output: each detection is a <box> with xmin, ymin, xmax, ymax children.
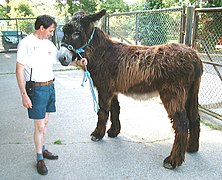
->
<box><xmin>186</xmin><ymin>57</ymin><xmax>203</xmax><ymax>152</ymax></box>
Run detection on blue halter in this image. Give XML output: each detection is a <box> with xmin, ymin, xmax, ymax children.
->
<box><xmin>61</xmin><ymin>28</ymin><xmax>100</xmax><ymax>113</ymax></box>
<box><xmin>61</xmin><ymin>28</ymin><xmax>95</xmax><ymax>59</ymax></box>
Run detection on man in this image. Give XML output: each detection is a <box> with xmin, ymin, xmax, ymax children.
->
<box><xmin>16</xmin><ymin>15</ymin><xmax>59</xmax><ymax>175</ymax></box>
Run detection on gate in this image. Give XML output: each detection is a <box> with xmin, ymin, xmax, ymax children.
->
<box><xmin>193</xmin><ymin>8</ymin><xmax>222</xmax><ymax>120</ymax></box>
<box><xmin>104</xmin><ymin>7</ymin><xmax>222</xmax><ymax>120</ymax></box>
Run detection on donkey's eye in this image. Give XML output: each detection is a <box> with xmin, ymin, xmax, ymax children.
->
<box><xmin>72</xmin><ymin>32</ymin><xmax>80</xmax><ymax>39</ymax></box>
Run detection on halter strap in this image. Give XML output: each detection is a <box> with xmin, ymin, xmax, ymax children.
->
<box><xmin>61</xmin><ymin>28</ymin><xmax>96</xmax><ymax>58</ymax></box>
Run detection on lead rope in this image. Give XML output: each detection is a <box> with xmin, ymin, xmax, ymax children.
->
<box><xmin>81</xmin><ymin>64</ymin><xmax>100</xmax><ymax>113</ymax></box>
<box><xmin>61</xmin><ymin>29</ymin><xmax>99</xmax><ymax>112</ymax></box>
<box><xmin>77</xmin><ymin>53</ymin><xmax>100</xmax><ymax>112</ymax></box>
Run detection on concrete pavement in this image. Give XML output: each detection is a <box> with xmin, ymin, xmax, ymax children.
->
<box><xmin>0</xmin><ymin>52</ymin><xmax>222</xmax><ymax>180</ymax></box>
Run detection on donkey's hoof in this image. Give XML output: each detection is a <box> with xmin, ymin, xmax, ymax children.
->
<box><xmin>186</xmin><ymin>145</ymin><xmax>199</xmax><ymax>153</ymax></box>
<box><xmin>163</xmin><ymin>157</ymin><xmax>176</xmax><ymax>169</ymax></box>
<box><xmin>107</xmin><ymin>129</ymin><xmax>119</xmax><ymax>138</ymax></box>
<box><xmin>163</xmin><ymin>162</ymin><xmax>176</xmax><ymax>169</ymax></box>
<box><xmin>91</xmin><ymin>135</ymin><xmax>101</xmax><ymax>141</ymax></box>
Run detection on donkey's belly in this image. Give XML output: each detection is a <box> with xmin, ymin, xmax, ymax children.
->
<box><xmin>124</xmin><ymin>91</ymin><xmax>159</xmax><ymax>101</ymax></box>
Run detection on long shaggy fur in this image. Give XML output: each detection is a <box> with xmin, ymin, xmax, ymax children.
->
<box><xmin>58</xmin><ymin>9</ymin><xmax>203</xmax><ymax>169</ymax></box>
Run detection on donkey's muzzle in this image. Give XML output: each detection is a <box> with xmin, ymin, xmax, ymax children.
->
<box><xmin>59</xmin><ymin>56</ymin><xmax>70</xmax><ymax>66</ymax></box>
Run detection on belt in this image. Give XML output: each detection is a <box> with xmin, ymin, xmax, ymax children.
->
<box><xmin>35</xmin><ymin>79</ymin><xmax>54</xmax><ymax>86</ymax></box>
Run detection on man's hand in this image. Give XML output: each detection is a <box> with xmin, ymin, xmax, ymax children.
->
<box><xmin>71</xmin><ymin>58</ymin><xmax>88</xmax><ymax>69</ymax></box>
<box><xmin>22</xmin><ymin>93</ymin><xmax>33</xmax><ymax>109</ymax></box>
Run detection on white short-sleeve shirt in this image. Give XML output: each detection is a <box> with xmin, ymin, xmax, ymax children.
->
<box><xmin>17</xmin><ymin>34</ymin><xmax>58</xmax><ymax>82</ymax></box>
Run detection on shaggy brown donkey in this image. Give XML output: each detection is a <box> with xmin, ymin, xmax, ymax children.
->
<box><xmin>58</xmin><ymin>9</ymin><xmax>203</xmax><ymax>169</ymax></box>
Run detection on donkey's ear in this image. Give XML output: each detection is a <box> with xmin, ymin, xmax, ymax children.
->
<box><xmin>81</xmin><ymin>9</ymin><xmax>106</xmax><ymax>24</ymax></box>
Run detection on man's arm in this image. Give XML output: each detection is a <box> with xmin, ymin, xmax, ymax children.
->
<box><xmin>16</xmin><ymin>62</ymin><xmax>32</xmax><ymax>108</ymax></box>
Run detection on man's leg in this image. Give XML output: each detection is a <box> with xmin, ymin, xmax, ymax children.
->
<box><xmin>42</xmin><ymin>113</ymin><xmax>58</xmax><ymax>160</ymax></box>
<box><xmin>34</xmin><ymin>118</ymin><xmax>48</xmax><ymax>175</ymax></box>
<box><xmin>42</xmin><ymin>113</ymin><xmax>49</xmax><ymax>152</ymax></box>
<box><xmin>34</xmin><ymin>119</ymin><xmax>46</xmax><ymax>157</ymax></box>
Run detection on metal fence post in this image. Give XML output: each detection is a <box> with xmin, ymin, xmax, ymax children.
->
<box><xmin>135</xmin><ymin>13</ymin><xmax>139</xmax><ymax>45</ymax></box>
<box><xmin>192</xmin><ymin>8</ymin><xmax>198</xmax><ymax>48</ymax></box>
<box><xmin>180</xmin><ymin>6</ymin><xmax>186</xmax><ymax>44</ymax></box>
<box><xmin>107</xmin><ymin>15</ymin><xmax>110</xmax><ymax>35</ymax></box>
<box><xmin>103</xmin><ymin>15</ymin><xmax>107</xmax><ymax>33</ymax></box>
<box><xmin>185</xmin><ymin>6</ymin><xmax>194</xmax><ymax>46</ymax></box>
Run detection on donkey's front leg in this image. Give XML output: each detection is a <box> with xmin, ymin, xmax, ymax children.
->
<box><xmin>163</xmin><ymin>111</ymin><xmax>189</xmax><ymax>169</ymax></box>
<box><xmin>91</xmin><ymin>93</ymin><xmax>112</xmax><ymax>141</ymax></box>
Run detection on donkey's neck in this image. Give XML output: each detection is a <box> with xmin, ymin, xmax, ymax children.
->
<box><xmin>90</xmin><ymin>28</ymin><xmax>111</xmax><ymax>47</ymax></box>
<box><xmin>87</xmin><ymin>28</ymin><xmax>115</xmax><ymax>56</ymax></box>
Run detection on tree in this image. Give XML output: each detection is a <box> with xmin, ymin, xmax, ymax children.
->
<box><xmin>196</xmin><ymin>5</ymin><xmax>222</xmax><ymax>52</ymax></box>
<box><xmin>8</xmin><ymin>0</ymin><xmax>34</xmax><ymax>18</ymax></box>
<box><xmin>6</xmin><ymin>0</ymin><xmax>35</xmax><ymax>34</ymax></box>
<box><xmin>55</xmin><ymin>0</ymin><xmax>97</xmax><ymax>17</ymax></box>
<box><xmin>194</xmin><ymin>0</ymin><xmax>222</xmax><ymax>7</ymax></box>
<box><xmin>137</xmin><ymin>0</ymin><xmax>168</xmax><ymax>46</ymax></box>
<box><xmin>97</xmin><ymin>0</ymin><xmax>129</xmax><ymax>13</ymax></box>
<box><xmin>0</xmin><ymin>0</ymin><xmax>10</xmax><ymax>18</ymax></box>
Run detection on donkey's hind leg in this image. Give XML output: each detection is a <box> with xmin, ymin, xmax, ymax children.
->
<box><xmin>186</xmin><ymin>115</ymin><xmax>200</xmax><ymax>152</ymax></box>
<box><xmin>163</xmin><ymin>110</ymin><xmax>189</xmax><ymax>169</ymax></box>
<box><xmin>185</xmin><ymin>80</ymin><xmax>201</xmax><ymax>153</ymax></box>
<box><xmin>107</xmin><ymin>95</ymin><xmax>121</xmax><ymax>137</ymax></box>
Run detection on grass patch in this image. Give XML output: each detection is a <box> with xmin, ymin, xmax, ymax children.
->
<box><xmin>53</xmin><ymin>140</ymin><xmax>62</xmax><ymax>145</ymax></box>
<box><xmin>200</xmin><ymin>119</ymin><xmax>222</xmax><ymax>131</ymax></box>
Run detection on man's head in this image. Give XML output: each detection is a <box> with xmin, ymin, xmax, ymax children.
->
<box><xmin>34</xmin><ymin>15</ymin><xmax>57</xmax><ymax>39</ymax></box>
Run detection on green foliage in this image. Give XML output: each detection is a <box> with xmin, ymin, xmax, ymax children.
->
<box><xmin>0</xmin><ymin>4</ymin><xmax>10</xmax><ymax>18</ymax></box>
<box><xmin>55</xmin><ymin>0</ymin><xmax>129</xmax><ymax>16</ymax></box>
<box><xmin>144</xmin><ymin>0</ymin><xmax>165</xmax><ymax>9</ymax></box>
<box><xmin>8</xmin><ymin>0</ymin><xmax>34</xmax><ymax>18</ymax></box>
<box><xmin>54</xmin><ymin>0</ymin><xmax>70</xmax><ymax>23</ymax></box>
<box><xmin>138</xmin><ymin>13</ymin><xmax>169</xmax><ymax>45</ymax></box>
<box><xmin>65</xmin><ymin>0</ymin><xmax>97</xmax><ymax>15</ymax></box>
<box><xmin>19</xmin><ymin>20</ymin><xmax>35</xmax><ymax>34</ymax></box>
<box><xmin>97</xmin><ymin>0</ymin><xmax>129</xmax><ymax>13</ymax></box>
<box><xmin>109</xmin><ymin>14</ymin><xmax>136</xmax><ymax>43</ymax></box>
<box><xmin>197</xmin><ymin>11</ymin><xmax>222</xmax><ymax>52</ymax></box>
<box><xmin>5</xmin><ymin>0</ymin><xmax>34</xmax><ymax>34</ymax></box>
<box><xmin>196</xmin><ymin>0</ymin><xmax>222</xmax><ymax>7</ymax></box>
<box><xmin>137</xmin><ymin>0</ymin><xmax>168</xmax><ymax>45</ymax></box>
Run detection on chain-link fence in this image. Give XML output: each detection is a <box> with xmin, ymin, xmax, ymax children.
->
<box><xmin>106</xmin><ymin>7</ymin><xmax>185</xmax><ymax>45</ymax></box>
<box><xmin>105</xmin><ymin>7</ymin><xmax>222</xmax><ymax>119</ymax></box>
<box><xmin>193</xmin><ymin>8</ymin><xmax>222</xmax><ymax>119</ymax></box>
<box><xmin>0</xmin><ymin>18</ymin><xmax>36</xmax><ymax>52</ymax></box>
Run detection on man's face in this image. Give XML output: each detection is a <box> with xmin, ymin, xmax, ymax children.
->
<box><xmin>41</xmin><ymin>24</ymin><xmax>56</xmax><ymax>39</ymax></box>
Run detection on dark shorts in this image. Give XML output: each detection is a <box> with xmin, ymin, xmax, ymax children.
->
<box><xmin>28</xmin><ymin>83</ymin><xmax>56</xmax><ymax>119</ymax></box>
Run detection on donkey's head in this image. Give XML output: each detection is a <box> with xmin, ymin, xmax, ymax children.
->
<box><xmin>58</xmin><ymin>9</ymin><xmax>106</xmax><ymax>66</ymax></box>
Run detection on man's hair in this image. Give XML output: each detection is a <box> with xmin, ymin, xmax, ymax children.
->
<box><xmin>34</xmin><ymin>15</ymin><xmax>57</xmax><ymax>30</ymax></box>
